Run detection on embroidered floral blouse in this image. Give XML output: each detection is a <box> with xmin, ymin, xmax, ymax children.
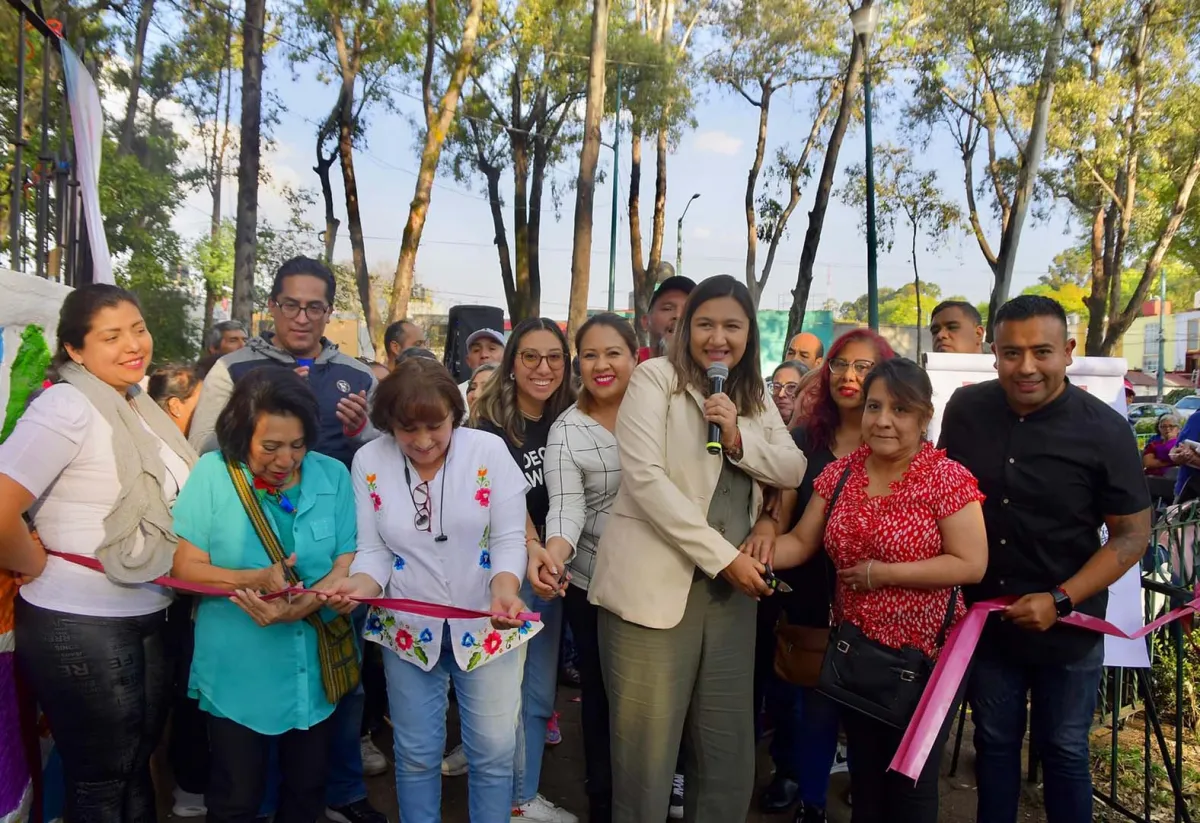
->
<box><xmin>813</xmin><ymin>442</ymin><xmax>985</xmax><ymax>659</ymax></box>
<box><xmin>349</xmin><ymin>427</ymin><xmax>539</xmax><ymax>672</ymax></box>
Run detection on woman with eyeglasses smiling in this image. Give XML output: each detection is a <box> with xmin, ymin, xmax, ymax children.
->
<box><xmin>768</xmin><ymin>360</ymin><xmax>810</xmax><ymax>427</ymax></box>
<box><xmin>322</xmin><ymin>357</ymin><xmax>534</xmax><ymax>823</ymax></box>
<box><xmin>470</xmin><ymin>317</ymin><xmax>579</xmax><ymax>823</ymax></box>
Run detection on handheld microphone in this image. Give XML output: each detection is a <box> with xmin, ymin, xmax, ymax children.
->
<box><xmin>706</xmin><ymin>362</ymin><xmax>729</xmax><ymax>455</ymax></box>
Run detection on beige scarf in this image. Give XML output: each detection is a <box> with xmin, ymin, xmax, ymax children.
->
<box><xmin>58</xmin><ymin>362</ymin><xmax>198</xmax><ymax>583</ymax></box>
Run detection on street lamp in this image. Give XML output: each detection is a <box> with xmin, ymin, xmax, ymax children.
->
<box><xmin>850</xmin><ymin>3</ymin><xmax>880</xmax><ymax>331</ymax></box>
<box><xmin>676</xmin><ymin>192</ymin><xmax>701</xmax><ymax>278</ymax></box>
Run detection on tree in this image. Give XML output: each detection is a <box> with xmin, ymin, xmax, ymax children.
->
<box><xmin>449</xmin><ymin>0</ymin><xmax>593</xmax><ymax>321</ymax></box>
<box><xmin>389</xmin><ymin>0</ymin><xmax>485</xmax><ymax>344</ymax></box>
<box><xmin>567</xmin><ymin>0</ymin><xmax>612</xmax><ymax>343</ymax></box>
<box><xmin>706</xmin><ymin>0</ymin><xmax>841</xmax><ymax>306</ymax></box>
<box><xmin>232</xmin><ymin>0</ymin><xmax>267</xmax><ymax>326</ymax></box>
<box><xmin>620</xmin><ymin>0</ymin><xmax>701</xmax><ymax>343</ymax></box>
<box><xmin>905</xmin><ymin>0</ymin><xmax>1077</xmax><ymax>338</ymax></box>
<box><xmin>840</xmin><ymin>144</ymin><xmax>961</xmax><ymax>359</ymax></box>
<box><xmin>117</xmin><ymin>0</ymin><xmax>158</xmax><ymax>156</ymax></box>
<box><xmin>292</xmin><ymin>0</ymin><xmax>421</xmax><ymax>358</ymax></box>
<box><xmin>839</xmin><ymin>281</ymin><xmax>948</xmax><ymax>327</ymax></box>
<box><xmin>1046</xmin><ymin>0</ymin><xmax>1200</xmax><ymax>355</ymax></box>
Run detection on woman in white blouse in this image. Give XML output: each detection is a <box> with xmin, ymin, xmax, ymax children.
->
<box><xmin>323</xmin><ymin>357</ymin><xmax>535</xmax><ymax>823</ymax></box>
<box><xmin>0</xmin><ymin>284</ymin><xmax>196</xmax><ymax>822</ymax></box>
<box><xmin>534</xmin><ymin>313</ymin><xmax>637</xmax><ymax>823</ymax></box>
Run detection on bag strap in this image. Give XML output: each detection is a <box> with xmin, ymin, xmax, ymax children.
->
<box><xmin>226</xmin><ymin>460</ymin><xmax>302</xmax><ymax>587</ymax></box>
<box><xmin>822</xmin><ymin>465</ymin><xmax>854</xmax><ymax>619</ymax></box>
<box><xmin>933</xmin><ymin>586</ymin><xmax>960</xmax><ymax>648</ymax></box>
<box><xmin>827</xmin><ymin>465</ymin><xmax>853</xmax><ymax>515</ymax></box>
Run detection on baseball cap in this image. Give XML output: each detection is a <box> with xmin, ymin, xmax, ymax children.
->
<box><xmin>650</xmin><ymin>276</ymin><xmax>696</xmax><ymax>309</ymax></box>
<box><xmin>465</xmin><ymin>328</ymin><xmax>506</xmax><ymax>349</ymax></box>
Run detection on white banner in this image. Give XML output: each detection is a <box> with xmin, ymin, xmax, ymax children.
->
<box><xmin>60</xmin><ymin>41</ymin><xmax>113</xmax><ymax>285</ymax></box>
<box><xmin>924</xmin><ymin>352</ymin><xmax>1149</xmax><ymax>668</ymax></box>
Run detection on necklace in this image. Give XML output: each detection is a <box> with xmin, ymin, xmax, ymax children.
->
<box><xmin>253</xmin><ymin>474</ymin><xmax>297</xmax><ymax>514</ymax></box>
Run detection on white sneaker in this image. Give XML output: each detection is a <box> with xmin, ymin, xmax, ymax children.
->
<box><xmin>830</xmin><ymin>742</ymin><xmax>849</xmax><ymax>775</ymax></box>
<box><xmin>441</xmin><ymin>743</ymin><xmax>468</xmax><ymax>777</ymax></box>
<box><xmin>511</xmin><ymin>793</ymin><xmax>579</xmax><ymax>822</ymax></box>
<box><xmin>171</xmin><ymin>787</ymin><xmax>206</xmax><ymax>818</ymax></box>
<box><xmin>668</xmin><ymin>773</ymin><xmax>685</xmax><ymax>819</ymax></box>
<box><xmin>360</xmin><ymin>735</ymin><xmax>388</xmax><ymax>777</ymax></box>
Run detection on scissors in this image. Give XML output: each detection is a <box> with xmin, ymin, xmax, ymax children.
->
<box><xmin>763</xmin><ymin>564</ymin><xmax>793</xmax><ymax>593</ymax></box>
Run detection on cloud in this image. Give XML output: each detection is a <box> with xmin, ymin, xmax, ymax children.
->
<box><xmin>694</xmin><ymin>130</ymin><xmax>742</xmax><ymax>156</ymax></box>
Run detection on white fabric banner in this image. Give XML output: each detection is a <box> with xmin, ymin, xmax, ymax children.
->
<box><xmin>60</xmin><ymin>41</ymin><xmax>113</xmax><ymax>285</ymax></box>
<box><xmin>923</xmin><ymin>352</ymin><xmax>1149</xmax><ymax>668</ymax></box>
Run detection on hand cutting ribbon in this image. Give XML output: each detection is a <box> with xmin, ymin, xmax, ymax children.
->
<box><xmin>47</xmin><ymin>552</ymin><xmax>542</xmax><ymax>624</ymax></box>
<box><xmin>888</xmin><ymin>593</ymin><xmax>1200</xmax><ymax>782</ymax></box>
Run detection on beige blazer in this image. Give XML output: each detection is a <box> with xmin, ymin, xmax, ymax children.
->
<box><xmin>588</xmin><ymin>358</ymin><xmax>807</xmax><ymax>629</ymax></box>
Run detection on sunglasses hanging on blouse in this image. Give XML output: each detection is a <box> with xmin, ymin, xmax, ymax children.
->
<box><xmin>403</xmin><ymin>447</ymin><xmax>449</xmax><ymax>543</ymax></box>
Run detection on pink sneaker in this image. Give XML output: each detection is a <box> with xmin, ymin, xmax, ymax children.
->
<box><xmin>545</xmin><ymin>711</ymin><xmax>562</xmax><ymax>746</ymax></box>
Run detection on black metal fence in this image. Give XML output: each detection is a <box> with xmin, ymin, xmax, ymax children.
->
<box><xmin>2</xmin><ymin>0</ymin><xmax>88</xmax><ymax>285</ymax></box>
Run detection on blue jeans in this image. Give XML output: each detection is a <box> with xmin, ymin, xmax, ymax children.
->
<box><xmin>970</xmin><ymin>639</ymin><xmax>1104</xmax><ymax>823</ymax></box>
<box><xmin>766</xmin><ymin>679</ymin><xmax>840</xmax><ymax>807</ymax></box>
<box><xmin>383</xmin><ymin>626</ymin><xmax>521</xmax><ymax>823</ymax></box>
<box><xmin>512</xmin><ymin>580</ymin><xmax>564</xmax><ymax>805</ymax></box>
<box><xmin>260</xmin><ymin>607</ymin><xmax>368</xmax><ymax>815</ymax></box>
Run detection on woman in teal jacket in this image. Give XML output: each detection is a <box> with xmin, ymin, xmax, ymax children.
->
<box><xmin>171</xmin><ymin>368</ymin><xmax>359</xmax><ymax>823</ymax></box>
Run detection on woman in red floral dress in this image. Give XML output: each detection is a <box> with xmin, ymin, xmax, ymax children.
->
<box><xmin>774</xmin><ymin>357</ymin><xmax>988</xmax><ymax>823</ymax></box>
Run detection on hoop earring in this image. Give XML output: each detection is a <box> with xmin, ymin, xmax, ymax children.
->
<box><xmin>509</xmin><ymin>372</ymin><xmax>515</xmax><ymax>381</ymax></box>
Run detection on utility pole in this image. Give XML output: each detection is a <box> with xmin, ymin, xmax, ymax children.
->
<box><xmin>850</xmin><ymin>4</ymin><xmax>880</xmax><ymax>331</ymax></box>
<box><xmin>676</xmin><ymin>192</ymin><xmax>700</xmax><ymax>278</ymax></box>
<box><xmin>1158</xmin><ymin>265</ymin><xmax>1167</xmax><ymax>402</ymax></box>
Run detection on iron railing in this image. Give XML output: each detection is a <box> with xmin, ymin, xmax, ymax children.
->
<box><xmin>948</xmin><ymin>486</ymin><xmax>1199</xmax><ymax>823</ymax></box>
<box><xmin>2</xmin><ymin>0</ymin><xmax>88</xmax><ymax>285</ymax></box>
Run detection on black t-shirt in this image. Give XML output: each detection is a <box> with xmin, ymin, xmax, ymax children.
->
<box><xmin>776</xmin><ymin>427</ymin><xmax>838</xmax><ymax>627</ymax></box>
<box><xmin>939</xmin><ymin>379</ymin><xmax>1150</xmax><ymax>662</ymax></box>
<box><xmin>477</xmin><ymin>414</ymin><xmax>554</xmax><ymax>536</ymax></box>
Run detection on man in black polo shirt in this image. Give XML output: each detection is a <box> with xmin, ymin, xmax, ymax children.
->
<box><xmin>939</xmin><ymin>295</ymin><xmax>1150</xmax><ymax>823</ymax></box>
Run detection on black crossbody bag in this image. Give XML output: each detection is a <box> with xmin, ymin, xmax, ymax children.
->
<box><xmin>815</xmin><ymin>466</ymin><xmax>959</xmax><ymax>728</ymax></box>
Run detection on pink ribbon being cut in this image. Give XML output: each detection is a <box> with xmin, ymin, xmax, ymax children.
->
<box><xmin>48</xmin><ymin>552</ymin><xmax>541</xmax><ymax>623</ymax></box>
<box><xmin>889</xmin><ymin>593</ymin><xmax>1200</xmax><ymax>782</ymax></box>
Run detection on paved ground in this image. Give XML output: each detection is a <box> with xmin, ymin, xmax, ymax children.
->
<box><xmin>163</xmin><ymin>682</ymin><xmax>1052</xmax><ymax>822</ymax></box>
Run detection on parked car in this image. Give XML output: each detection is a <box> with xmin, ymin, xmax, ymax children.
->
<box><xmin>1130</xmin><ymin>403</ymin><xmax>1177</xmax><ymax>449</ymax></box>
<box><xmin>1176</xmin><ymin>395</ymin><xmax>1200</xmax><ymax>420</ymax></box>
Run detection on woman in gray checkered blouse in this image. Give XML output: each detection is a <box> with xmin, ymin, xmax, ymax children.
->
<box><xmin>535</xmin><ymin>313</ymin><xmax>639</xmax><ymax>823</ymax></box>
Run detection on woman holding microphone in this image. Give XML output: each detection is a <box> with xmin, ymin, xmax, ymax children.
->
<box><xmin>588</xmin><ymin>275</ymin><xmax>807</xmax><ymax>823</ymax></box>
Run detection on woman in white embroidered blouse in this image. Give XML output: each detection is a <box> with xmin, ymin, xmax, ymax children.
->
<box><xmin>323</xmin><ymin>357</ymin><xmax>535</xmax><ymax>823</ymax></box>
<box><xmin>535</xmin><ymin>313</ymin><xmax>637</xmax><ymax>823</ymax></box>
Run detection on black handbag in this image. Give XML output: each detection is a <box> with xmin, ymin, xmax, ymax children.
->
<box><xmin>816</xmin><ymin>583</ymin><xmax>958</xmax><ymax>729</ymax></box>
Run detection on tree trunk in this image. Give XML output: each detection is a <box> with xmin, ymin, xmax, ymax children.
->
<box><xmin>481</xmin><ymin>156</ymin><xmax>517</xmax><ymax>314</ymax></box>
<box><xmin>786</xmin><ymin>34</ymin><xmax>865</xmax><ymax>343</ymax></box>
<box><xmin>628</xmin><ymin>129</ymin><xmax>650</xmax><ymax>345</ymax></box>
<box><xmin>390</xmin><ymin>0</ymin><xmax>484</xmax><ymax>330</ymax></box>
<box><xmin>315</xmin><ymin>97</ymin><xmax>341</xmax><ymax>264</ymax></box>
<box><xmin>986</xmin><ymin>0</ymin><xmax>1075</xmax><ymax>338</ymax></box>
<box><xmin>117</xmin><ymin>0</ymin><xmax>155</xmax><ymax>156</ymax></box>
<box><xmin>337</xmin><ymin>80</ymin><xmax>383</xmax><ymax>354</ymax></box>
<box><xmin>744</xmin><ymin>82</ymin><xmax>770</xmax><ymax>306</ymax></box>
<box><xmin>511</xmin><ymin>127</ymin><xmax>533</xmax><ymax>322</ymax></box>
<box><xmin>650</xmin><ymin>125</ymin><xmax>668</xmax><ymax>272</ymax></box>
<box><xmin>231</xmin><ymin>0</ymin><xmax>266</xmax><ymax>328</ymax></box>
<box><xmin>912</xmin><ymin>223</ymin><xmax>922</xmax><ymax>362</ymax></box>
<box><xmin>567</xmin><ymin>0</ymin><xmax>609</xmax><ymax>345</ymax></box>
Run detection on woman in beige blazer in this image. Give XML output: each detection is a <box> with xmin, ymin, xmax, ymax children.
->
<box><xmin>589</xmin><ymin>275</ymin><xmax>807</xmax><ymax>823</ymax></box>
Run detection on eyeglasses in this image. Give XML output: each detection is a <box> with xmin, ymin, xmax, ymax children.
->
<box><xmin>411</xmin><ymin>480</ymin><xmax>432</xmax><ymax>532</ymax></box>
<box><xmin>518</xmin><ymin>350</ymin><xmax>567</xmax><ymax>371</ymax></box>
<box><xmin>768</xmin><ymin>381</ymin><xmax>801</xmax><ymax>398</ymax></box>
<box><xmin>276</xmin><ymin>300</ymin><xmax>330</xmax><ymax>320</ymax></box>
<box><xmin>828</xmin><ymin>358</ymin><xmax>875</xmax><ymax>377</ymax></box>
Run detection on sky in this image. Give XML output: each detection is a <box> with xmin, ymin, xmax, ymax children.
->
<box><xmin>167</xmin><ymin>39</ymin><xmax>1081</xmax><ymax>320</ymax></box>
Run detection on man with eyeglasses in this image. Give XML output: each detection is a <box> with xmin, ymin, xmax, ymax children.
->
<box><xmin>189</xmin><ymin>256</ymin><xmax>389</xmax><ymax>823</ymax></box>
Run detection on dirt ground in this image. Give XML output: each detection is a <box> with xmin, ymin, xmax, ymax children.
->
<box><xmin>163</xmin><ymin>684</ymin><xmax>1057</xmax><ymax>823</ymax></box>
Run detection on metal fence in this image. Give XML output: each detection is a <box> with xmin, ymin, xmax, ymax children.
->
<box><xmin>2</xmin><ymin>0</ymin><xmax>87</xmax><ymax>285</ymax></box>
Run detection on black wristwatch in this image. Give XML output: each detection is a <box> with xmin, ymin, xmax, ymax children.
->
<box><xmin>1051</xmin><ymin>586</ymin><xmax>1073</xmax><ymax>618</ymax></box>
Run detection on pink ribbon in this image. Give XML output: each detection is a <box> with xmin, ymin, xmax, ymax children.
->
<box><xmin>47</xmin><ymin>552</ymin><xmax>541</xmax><ymax>623</ymax></box>
<box><xmin>889</xmin><ymin>593</ymin><xmax>1200</xmax><ymax>781</ymax></box>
